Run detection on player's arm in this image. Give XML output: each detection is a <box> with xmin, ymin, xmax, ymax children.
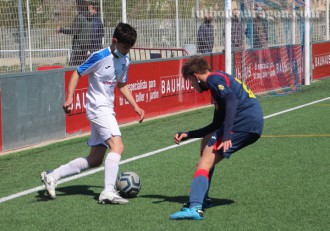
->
<box><xmin>174</xmin><ymin>124</ymin><xmax>215</xmax><ymax>144</ymax></box>
<box><xmin>217</xmin><ymin>92</ymin><xmax>238</xmax><ymax>152</ymax></box>
<box><xmin>62</xmin><ymin>52</ymin><xmax>99</xmax><ymax>114</ymax></box>
<box><xmin>174</xmin><ymin>109</ymin><xmax>222</xmax><ymax>144</ymax></box>
<box><xmin>222</xmin><ymin>93</ymin><xmax>238</xmax><ymax>141</ymax></box>
<box><xmin>59</xmin><ymin>15</ymin><xmax>81</xmax><ymax>35</ymax></box>
<box><xmin>117</xmin><ymin>82</ymin><xmax>145</xmax><ymax>123</ymax></box>
<box><xmin>63</xmin><ymin>70</ymin><xmax>80</xmax><ymax>114</ymax></box>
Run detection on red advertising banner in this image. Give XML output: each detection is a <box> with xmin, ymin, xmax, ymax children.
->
<box><xmin>64</xmin><ymin>70</ymin><xmax>90</xmax><ymax>134</ymax></box>
<box><xmin>208</xmin><ymin>53</ymin><xmax>225</xmax><ymax>72</ymax></box>
<box><xmin>64</xmin><ymin>57</ymin><xmax>216</xmax><ymax>134</ymax></box>
<box><xmin>63</xmin><ymin>47</ymin><xmax>310</xmax><ymax>134</ymax></box>
<box><xmin>115</xmin><ymin>58</ymin><xmax>212</xmax><ymax>124</ymax></box>
<box><xmin>234</xmin><ymin>46</ymin><xmax>303</xmax><ymax>93</ymax></box>
<box><xmin>312</xmin><ymin>42</ymin><xmax>330</xmax><ymax>80</ymax></box>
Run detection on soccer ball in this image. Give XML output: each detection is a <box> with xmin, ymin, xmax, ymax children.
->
<box><xmin>116</xmin><ymin>171</ymin><xmax>142</xmax><ymax>198</ymax></box>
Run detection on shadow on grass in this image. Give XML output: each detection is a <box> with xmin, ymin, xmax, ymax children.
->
<box><xmin>140</xmin><ymin>194</ymin><xmax>235</xmax><ymax>207</ymax></box>
<box><xmin>35</xmin><ymin>185</ymin><xmax>102</xmax><ymax>202</ymax></box>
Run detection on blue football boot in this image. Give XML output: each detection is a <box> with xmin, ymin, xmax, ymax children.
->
<box><xmin>169</xmin><ymin>206</ymin><xmax>204</xmax><ymax>220</ymax></box>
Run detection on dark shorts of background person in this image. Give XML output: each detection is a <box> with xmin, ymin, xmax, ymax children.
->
<box><xmin>69</xmin><ymin>49</ymin><xmax>89</xmax><ymax>66</ymax></box>
<box><xmin>208</xmin><ymin>131</ymin><xmax>261</xmax><ymax>158</ymax></box>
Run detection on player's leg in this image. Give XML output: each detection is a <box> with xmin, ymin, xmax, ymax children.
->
<box><xmin>99</xmin><ymin>135</ymin><xmax>129</xmax><ymax>204</ymax></box>
<box><xmin>183</xmin><ymin>133</ymin><xmax>215</xmax><ymax>208</ymax></box>
<box><xmin>200</xmin><ymin>133</ymin><xmax>215</xmax><ymax>208</ymax></box>
<box><xmin>170</xmin><ymin>131</ymin><xmax>261</xmax><ymax>220</ymax></box>
<box><xmin>189</xmin><ymin>147</ymin><xmax>224</xmax><ymax>209</ymax></box>
<box><xmin>40</xmin><ymin>125</ymin><xmax>107</xmax><ymax>199</ymax></box>
<box><xmin>94</xmin><ymin>114</ymin><xmax>128</xmax><ymax>204</ymax></box>
<box><xmin>41</xmin><ymin>134</ymin><xmax>107</xmax><ymax>199</ymax></box>
<box><xmin>170</xmin><ymin>146</ymin><xmax>223</xmax><ymax>220</ymax></box>
<box><xmin>103</xmin><ymin>135</ymin><xmax>124</xmax><ymax>192</ymax></box>
<box><xmin>48</xmin><ymin>145</ymin><xmax>106</xmax><ymax>181</ymax></box>
<box><xmin>86</xmin><ymin>145</ymin><xmax>107</xmax><ymax>167</ymax></box>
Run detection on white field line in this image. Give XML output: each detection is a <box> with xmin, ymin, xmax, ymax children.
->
<box><xmin>263</xmin><ymin>97</ymin><xmax>330</xmax><ymax>119</ymax></box>
<box><xmin>1</xmin><ymin>96</ymin><xmax>329</xmax><ymax>204</ymax></box>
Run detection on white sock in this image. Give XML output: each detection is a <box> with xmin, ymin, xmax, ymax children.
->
<box><xmin>104</xmin><ymin>152</ymin><xmax>121</xmax><ymax>192</ymax></box>
<box><xmin>50</xmin><ymin>157</ymin><xmax>89</xmax><ymax>181</ymax></box>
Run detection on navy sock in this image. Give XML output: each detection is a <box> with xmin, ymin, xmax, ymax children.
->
<box><xmin>189</xmin><ymin>169</ymin><xmax>209</xmax><ymax>208</ymax></box>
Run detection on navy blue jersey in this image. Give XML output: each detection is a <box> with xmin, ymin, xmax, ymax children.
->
<box><xmin>207</xmin><ymin>71</ymin><xmax>263</xmax><ymax>140</ymax></box>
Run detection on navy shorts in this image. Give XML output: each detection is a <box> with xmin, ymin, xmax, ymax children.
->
<box><xmin>207</xmin><ymin>130</ymin><xmax>261</xmax><ymax>158</ymax></box>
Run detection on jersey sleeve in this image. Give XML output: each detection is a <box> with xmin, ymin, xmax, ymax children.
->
<box><xmin>188</xmin><ymin>108</ymin><xmax>222</xmax><ymax>138</ymax></box>
<box><xmin>77</xmin><ymin>52</ymin><xmax>103</xmax><ymax>76</ymax></box>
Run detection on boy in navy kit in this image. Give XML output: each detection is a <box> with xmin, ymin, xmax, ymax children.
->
<box><xmin>170</xmin><ymin>56</ymin><xmax>263</xmax><ymax>220</ymax></box>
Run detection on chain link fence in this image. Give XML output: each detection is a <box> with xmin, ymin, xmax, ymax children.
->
<box><xmin>0</xmin><ymin>0</ymin><xmax>328</xmax><ymax>74</ymax></box>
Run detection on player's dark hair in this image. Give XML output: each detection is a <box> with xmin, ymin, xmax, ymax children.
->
<box><xmin>181</xmin><ymin>56</ymin><xmax>211</xmax><ymax>79</ymax></box>
<box><xmin>113</xmin><ymin>22</ymin><xmax>137</xmax><ymax>47</ymax></box>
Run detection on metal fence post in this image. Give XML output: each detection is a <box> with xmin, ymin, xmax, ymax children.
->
<box><xmin>122</xmin><ymin>0</ymin><xmax>127</xmax><ymax>23</ymax></box>
<box><xmin>18</xmin><ymin>0</ymin><xmax>26</xmax><ymax>72</ymax></box>
<box><xmin>26</xmin><ymin>0</ymin><xmax>33</xmax><ymax>71</ymax></box>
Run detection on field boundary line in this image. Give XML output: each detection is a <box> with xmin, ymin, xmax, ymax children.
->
<box><xmin>0</xmin><ymin>96</ymin><xmax>329</xmax><ymax>204</ymax></box>
<box><xmin>263</xmin><ymin>97</ymin><xmax>330</xmax><ymax>119</ymax></box>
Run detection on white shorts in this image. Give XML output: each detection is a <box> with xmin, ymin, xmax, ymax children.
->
<box><xmin>87</xmin><ymin>113</ymin><xmax>121</xmax><ymax>147</ymax></box>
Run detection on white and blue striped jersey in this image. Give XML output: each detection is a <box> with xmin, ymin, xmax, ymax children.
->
<box><xmin>77</xmin><ymin>47</ymin><xmax>130</xmax><ymax>120</ymax></box>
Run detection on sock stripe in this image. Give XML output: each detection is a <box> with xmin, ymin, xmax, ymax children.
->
<box><xmin>193</xmin><ymin>169</ymin><xmax>209</xmax><ymax>180</ymax></box>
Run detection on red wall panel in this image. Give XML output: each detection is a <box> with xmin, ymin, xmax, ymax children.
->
<box><xmin>312</xmin><ymin>42</ymin><xmax>330</xmax><ymax>80</ymax></box>
<box><xmin>115</xmin><ymin>58</ymin><xmax>212</xmax><ymax>124</ymax></box>
<box><xmin>235</xmin><ymin>46</ymin><xmax>303</xmax><ymax>93</ymax></box>
<box><xmin>64</xmin><ymin>47</ymin><xmax>318</xmax><ymax>134</ymax></box>
<box><xmin>64</xmin><ymin>70</ymin><xmax>90</xmax><ymax>134</ymax></box>
<box><xmin>64</xmin><ymin>58</ymin><xmax>214</xmax><ymax>134</ymax></box>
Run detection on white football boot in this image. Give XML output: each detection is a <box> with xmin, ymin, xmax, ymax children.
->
<box><xmin>98</xmin><ymin>190</ymin><xmax>129</xmax><ymax>205</ymax></box>
<box><xmin>40</xmin><ymin>171</ymin><xmax>57</xmax><ymax>199</ymax></box>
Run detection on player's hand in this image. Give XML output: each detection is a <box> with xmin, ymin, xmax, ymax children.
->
<box><xmin>135</xmin><ymin>107</ymin><xmax>145</xmax><ymax>123</ymax></box>
<box><xmin>63</xmin><ymin>97</ymin><xmax>73</xmax><ymax>114</ymax></box>
<box><xmin>174</xmin><ymin>132</ymin><xmax>188</xmax><ymax>144</ymax></box>
<box><xmin>217</xmin><ymin>140</ymin><xmax>232</xmax><ymax>153</ymax></box>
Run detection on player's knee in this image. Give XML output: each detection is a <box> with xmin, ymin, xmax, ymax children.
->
<box><xmin>108</xmin><ymin>138</ymin><xmax>124</xmax><ymax>154</ymax></box>
<box><xmin>110</xmin><ymin>144</ymin><xmax>124</xmax><ymax>155</ymax></box>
